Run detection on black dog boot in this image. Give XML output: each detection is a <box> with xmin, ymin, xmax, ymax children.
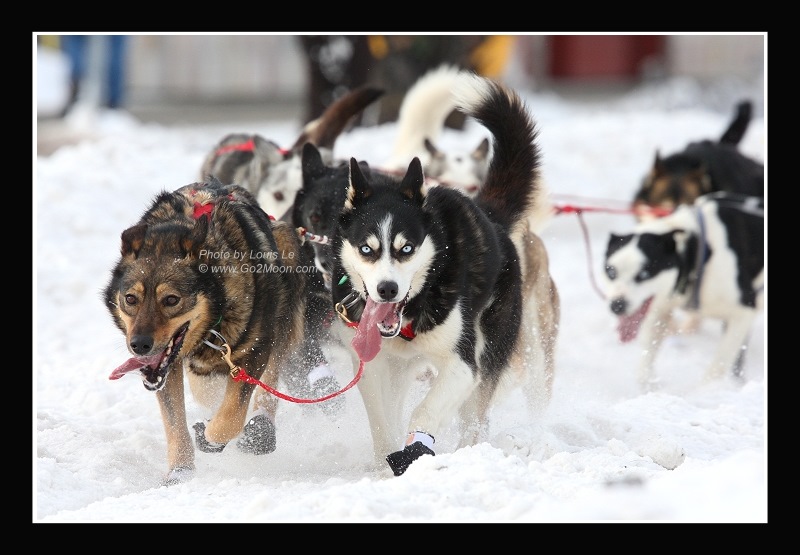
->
<box><xmin>193</xmin><ymin>421</ymin><xmax>227</xmax><ymax>453</ymax></box>
<box><xmin>386</xmin><ymin>432</ymin><xmax>436</xmax><ymax>476</ymax></box>
<box><xmin>236</xmin><ymin>413</ymin><xmax>277</xmax><ymax>455</ymax></box>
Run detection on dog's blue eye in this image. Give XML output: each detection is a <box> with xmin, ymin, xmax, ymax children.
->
<box><xmin>360</xmin><ymin>245</ymin><xmax>372</xmax><ymax>255</ymax></box>
<box><xmin>400</xmin><ymin>244</ymin><xmax>414</xmax><ymax>254</ymax></box>
<box><xmin>605</xmin><ymin>266</ymin><xmax>617</xmax><ymax>280</ymax></box>
<box><xmin>636</xmin><ymin>270</ymin><xmax>651</xmax><ymax>281</ymax></box>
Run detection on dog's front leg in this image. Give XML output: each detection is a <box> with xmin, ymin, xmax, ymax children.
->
<box><xmin>356</xmin><ymin>357</ymin><xmax>397</xmax><ymax>465</ymax></box>
<box><xmin>387</xmin><ymin>357</ymin><xmax>476</xmax><ymax>475</ymax></box>
<box><xmin>156</xmin><ymin>365</ymin><xmax>194</xmax><ymax>485</ymax></box>
<box><xmin>637</xmin><ymin>305</ymin><xmax>672</xmax><ymax>390</ymax></box>
<box><xmin>204</xmin><ymin>375</ymin><xmax>256</xmax><ymax>447</ymax></box>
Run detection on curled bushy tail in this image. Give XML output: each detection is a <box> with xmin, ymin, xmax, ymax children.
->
<box><xmin>452</xmin><ymin>73</ymin><xmax>541</xmax><ymax>230</ymax></box>
<box><xmin>384</xmin><ymin>64</ymin><xmax>464</xmax><ymax>169</ymax></box>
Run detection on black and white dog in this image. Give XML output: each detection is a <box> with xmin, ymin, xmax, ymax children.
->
<box><xmin>330</xmin><ymin>73</ymin><xmax>546</xmax><ymax>476</ymax></box>
<box><xmin>603</xmin><ymin>192</ymin><xmax>764</xmax><ymax>389</ymax></box>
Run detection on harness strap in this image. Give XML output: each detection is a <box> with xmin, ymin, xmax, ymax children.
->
<box><xmin>687</xmin><ymin>207</ymin><xmax>708</xmax><ymax>310</ymax></box>
<box><xmin>704</xmin><ymin>191</ymin><xmax>764</xmax><ymax>218</ymax></box>
<box><xmin>214</xmin><ymin>137</ymin><xmax>256</xmax><ymax>156</ymax></box>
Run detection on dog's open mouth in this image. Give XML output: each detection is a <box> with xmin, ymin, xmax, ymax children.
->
<box><xmin>351</xmin><ymin>295</ymin><xmax>407</xmax><ymax>362</ymax></box>
<box><xmin>617</xmin><ymin>297</ymin><xmax>653</xmax><ymax>343</ymax></box>
<box><xmin>108</xmin><ymin>322</ymin><xmax>189</xmax><ymax>391</ymax></box>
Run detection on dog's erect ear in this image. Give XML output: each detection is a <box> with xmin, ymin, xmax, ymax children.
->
<box><xmin>472</xmin><ymin>137</ymin><xmax>491</xmax><ymax>160</ymax></box>
<box><xmin>606</xmin><ymin>232</ymin><xmax>634</xmax><ymax>257</ymax></box>
<box><xmin>183</xmin><ymin>216</ymin><xmax>210</xmax><ymax>258</ymax></box>
<box><xmin>398</xmin><ymin>157</ymin><xmax>426</xmax><ymax>203</ymax></box>
<box><xmin>301</xmin><ymin>142</ymin><xmax>327</xmax><ymax>182</ymax></box>
<box><xmin>120</xmin><ymin>224</ymin><xmax>148</xmax><ymax>257</ymax></box>
<box><xmin>423</xmin><ymin>138</ymin><xmax>442</xmax><ymax>158</ymax></box>
<box><xmin>653</xmin><ymin>150</ymin><xmax>665</xmax><ymax>176</ymax></box>
<box><xmin>345</xmin><ymin>157</ymin><xmax>372</xmax><ymax>210</ymax></box>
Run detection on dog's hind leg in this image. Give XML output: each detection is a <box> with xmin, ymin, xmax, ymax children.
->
<box><xmin>457</xmin><ymin>378</ymin><xmax>496</xmax><ymax>448</ymax></box>
<box><xmin>156</xmin><ymin>366</ymin><xmax>195</xmax><ymax>485</ymax></box>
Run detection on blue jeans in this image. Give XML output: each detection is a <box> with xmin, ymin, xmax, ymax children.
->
<box><xmin>61</xmin><ymin>35</ymin><xmax>128</xmax><ymax>109</ymax></box>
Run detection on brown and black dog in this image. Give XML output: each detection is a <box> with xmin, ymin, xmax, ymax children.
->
<box><xmin>105</xmin><ymin>179</ymin><xmax>310</xmax><ymax>485</ymax></box>
<box><xmin>632</xmin><ymin>100</ymin><xmax>764</xmax><ymax>220</ymax></box>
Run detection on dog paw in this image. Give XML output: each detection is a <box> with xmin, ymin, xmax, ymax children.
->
<box><xmin>193</xmin><ymin>421</ymin><xmax>227</xmax><ymax>453</ymax></box>
<box><xmin>386</xmin><ymin>441</ymin><xmax>435</xmax><ymax>476</ymax></box>
<box><xmin>236</xmin><ymin>413</ymin><xmax>277</xmax><ymax>455</ymax></box>
<box><xmin>162</xmin><ymin>465</ymin><xmax>195</xmax><ymax>486</ymax></box>
<box><xmin>311</xmin><ymin>375</ymin><xmax>346</xmax><ymax>418</ymax></box>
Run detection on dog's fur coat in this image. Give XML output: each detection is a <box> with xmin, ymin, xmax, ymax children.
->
<box><xmin>330</xmin><ymin>73</ymin><xmax>557</xmax><ymax>475</ymax></box>
<box><xmin>104</xmin><ymin>179</ymin><xmax>310</xmax><ymax>484</ymax></box>
<box><xmin>603</xmin><ymin>192</ymin><xmax>764</xmax><ymax>389</ymax></box>
<box><xmin>632</xmin><ymin>100</ymin><xmax>764</xmax><ymax>220</ymax></box>
<box><xmin>292</xmin><ymin>142</ymin><xmax>371</xmax><ymax>288</ymax></box>
<box><xmin>200</xmin><ymin>85</ymin><xmax>384</xmax><ymax>220</ymax></box>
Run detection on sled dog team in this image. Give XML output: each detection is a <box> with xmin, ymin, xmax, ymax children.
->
<box><xmin>105</xmin><ymin>66</ymin><xmax>763</xmax><ymax>483</ymax></box>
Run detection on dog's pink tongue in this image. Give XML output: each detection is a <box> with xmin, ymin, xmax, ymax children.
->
<box><xmin>617</xmin><ymin>297</ymin><xmax>653</xmax><ymax>343</ymax></box>
<box><xmin>109</xmin><ymin>355</ymin><xmax>161</xmax><ymax>380</ymax></box>
<box><xmin>352</xmin><ymin>298</ymin><xmax>395</xmax><ymax>362</ymax></box>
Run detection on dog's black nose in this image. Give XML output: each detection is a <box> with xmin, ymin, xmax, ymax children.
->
<box><xmin>610</xmin><ymin>298</ymin><xmax>627</xmax><ymax>315</ymax></box>
<box><xmin>377</xmin><ymin>280</ymin><xmax>399</xmax><ymax>301</ymax></box>
<box><xmin>130</xmin><ymin>335</ymin><xmax>154</xmax><ymax>355</ymax></box>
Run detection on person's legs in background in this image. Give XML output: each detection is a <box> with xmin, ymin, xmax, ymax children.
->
<box><xmin>105</xmin><ymin>35</ymin><xmax>128</xmax><ymax>109</ymax></box>
<box><xmin>60</xmin><ymin>35</ymin><xmax>88</xmax><ymax>112</ymax></box>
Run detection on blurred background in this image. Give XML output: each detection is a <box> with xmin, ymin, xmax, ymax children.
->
<box><xmin>36</xmin><ymin>34</ymin><xmax>765</xmax><ymax>151</ymax></box>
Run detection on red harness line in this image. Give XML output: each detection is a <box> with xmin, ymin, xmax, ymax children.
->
<box><xmin>214</xmin><ymin>137</ymin><xmax>256</xmax><ymax>156</ymax></box>
<box><xmin>549</xmin><ymin>199</ymin><xmax>675</xmax><ymax>301</ymax></box>
<box><xmin>212</xmin><ymin>137</ymin><xmax>290</xmax><ymax>157</ymax></box>
<box><xmin>191</xmin><ymin>186</ymin><xmax>358</xmax><ymax>404</ymax></box>
<box><xmin>231</xmin><ymin>360</ymin><xmax>364</xmax><ymax>404</ymax></box>
<box><xmin>233</xmin><ymin>316</ymin><xmax>414</xmax><ymax>404</ymax></box>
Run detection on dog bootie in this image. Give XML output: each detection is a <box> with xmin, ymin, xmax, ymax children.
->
<box><xmin>386</xmin><ymin>432</ymin><xmax>435</xmax><ymax>476</ymax></box>
<box><xmin>309</xmin><ymin>367</ymin><xmax>346</xmax><ymax>418</ymax></box>
<box><xmin>163</xmin><ymin>465</ymin><xmax>195</xmax><ymax>486</ymax></box>
<box><xmin>236</xmin><ymin>413</ymin><xmax>277</xmax><ymax>455</ymax></box>
<box><xmin>193</xmin><ymin>421</ymin><xmax>227</xmax><ymax>453</ymax></box>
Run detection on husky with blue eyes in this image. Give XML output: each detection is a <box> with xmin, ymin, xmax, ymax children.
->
<box><xmin>603</xmin><ymin>192</ymin><xmax>764</xmax><ymax>390</ymax></box>
<box><xmin>330</xmin><ymin>73</ymin><xmax>555</xmax><ymax>476</ymax></box>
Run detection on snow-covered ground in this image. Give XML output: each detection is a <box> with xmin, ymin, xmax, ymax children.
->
<box><xmin>35</xmin><ymin>54</ymin><xmax>766</xmax><ymax>522</ymax></box>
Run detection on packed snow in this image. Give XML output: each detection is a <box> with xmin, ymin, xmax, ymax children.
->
<box><xmin>35</xmin><ymin>65</ymin><xmax>766</xmax><ymax>522</ymax></box>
